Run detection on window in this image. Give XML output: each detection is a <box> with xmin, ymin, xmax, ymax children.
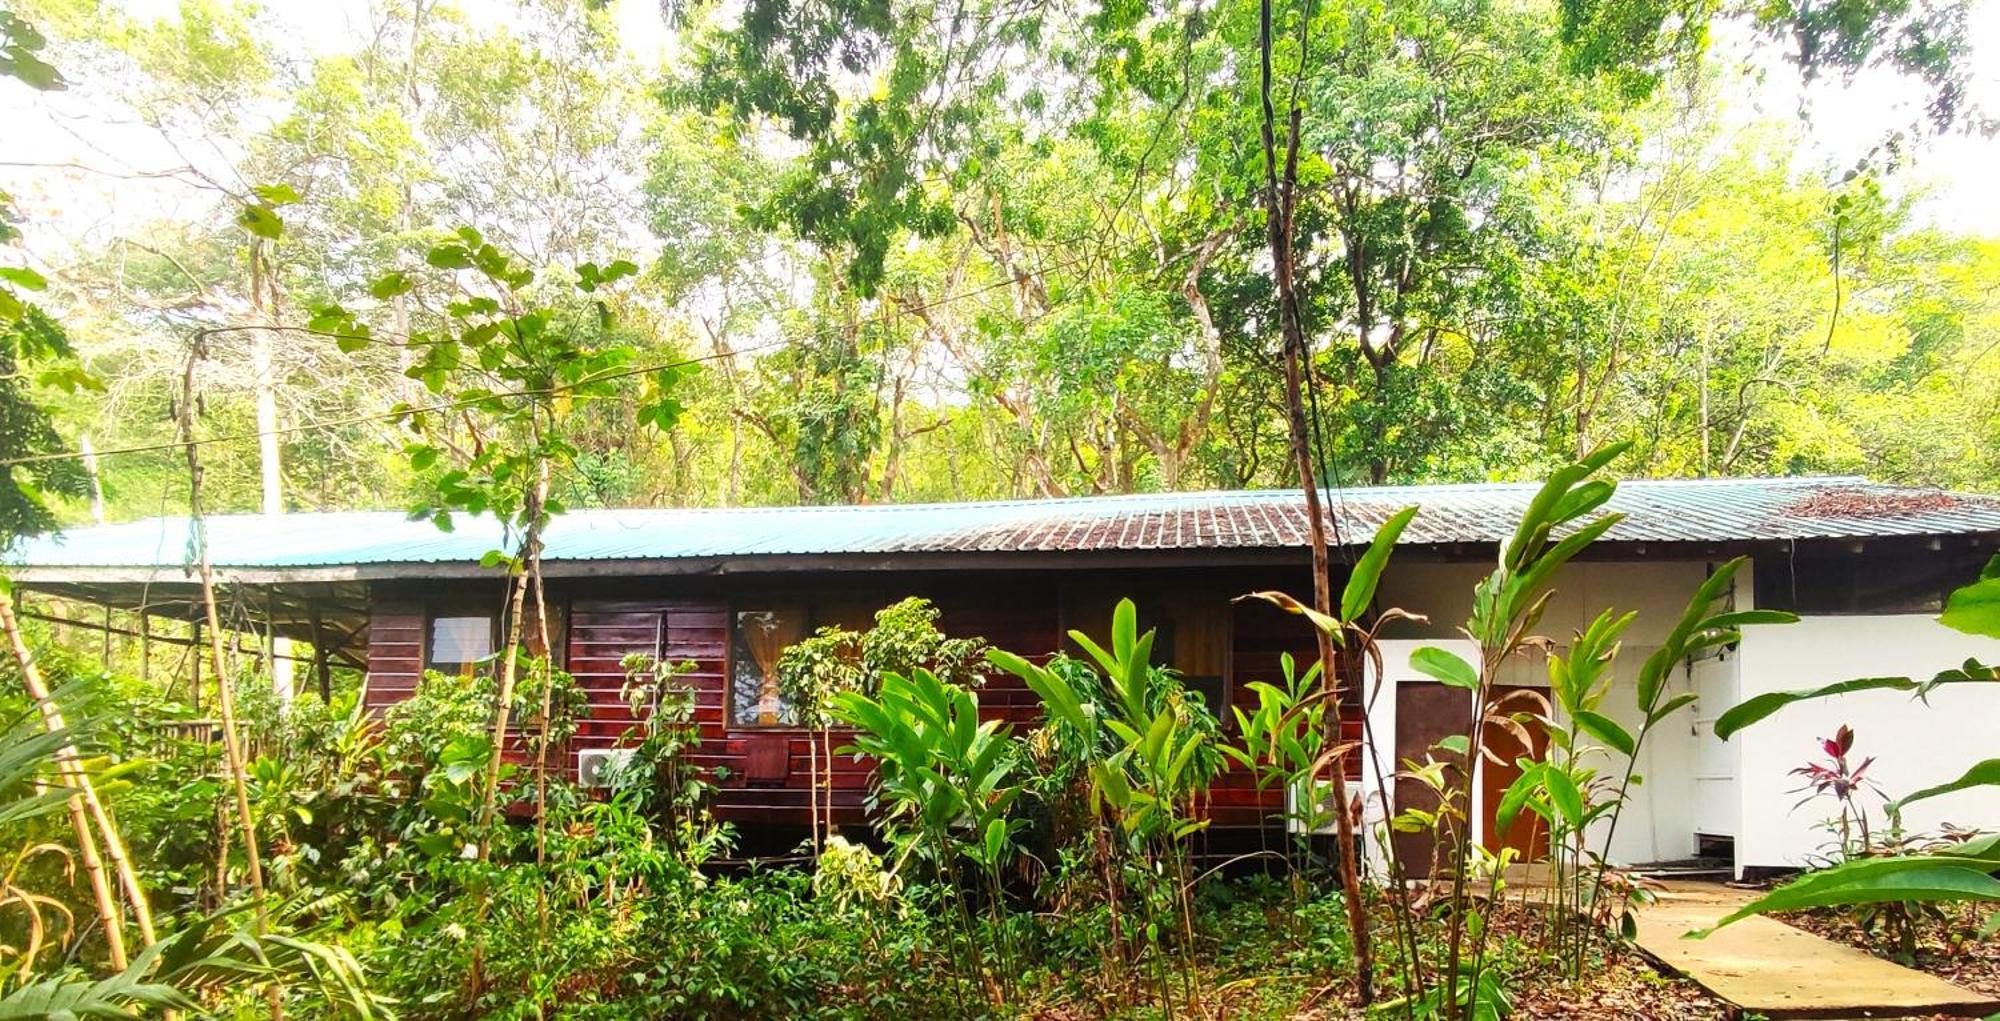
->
<box><xmin>1069</xmin><ymin>587</ymin><xmax>1235</xmax><ymax>724</ymax></box>
<box><xmin>1754</xmin><ymin>548</ymin><xmax>1989</xmax><ymax>615</ymax></box>
<box><xmin>428</xmin><ymin>615</ymin><xmax>495</xmax><ymax>675</ymax></box>
<box><xmin>731</xmin><ymin>606</ymin><xmax>808</xmax><ymax>727</ymax></box>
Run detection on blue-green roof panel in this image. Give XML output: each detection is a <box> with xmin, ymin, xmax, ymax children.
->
<box><xmin>9</xmin><ymin>477</ymin><xmax>1999</xmax><ymax>576</ymax></box>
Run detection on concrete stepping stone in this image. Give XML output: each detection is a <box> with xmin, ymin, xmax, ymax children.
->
<box><xmin>1631</xmin><ymin>880</ymin><xmax>2000</xmax><ymax>1019</ymax></box>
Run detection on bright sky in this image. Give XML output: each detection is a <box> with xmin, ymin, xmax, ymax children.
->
<box><xmin>6</xmin><ymin>0</ymin><xmax>2000</xmax><ymax>249</ymax></box>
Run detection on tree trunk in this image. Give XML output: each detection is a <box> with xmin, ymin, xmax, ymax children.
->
<box><xmin>182</xmin><ymin>339</ymin><xmax>283</xmax><ymax>1020</ymax></box>
<box><xmin>477</xmin><ymin>457</ymin><xmax>549</xmax><ymax>858</ymax></box>
<box><xmin>249</xmin><ymin>239</ymin><xmax>293</xmax><ymax>706</ymax></box>
<box><xmin>1258</xmin><ymin>0</ymin><xmax>1375</xmax><ymax>1002</ymax></box>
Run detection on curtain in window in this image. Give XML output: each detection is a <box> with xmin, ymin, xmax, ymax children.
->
<box><xmin>737</xmin><ymin>608</ymin><xmax>803</xmax><ymax>725</ymax></box>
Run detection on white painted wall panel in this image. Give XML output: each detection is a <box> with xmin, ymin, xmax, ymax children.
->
<box><xmin>1734</xmin><ymin>615</ymin><xmax>2000</xmax><ymax>871</ymax></box>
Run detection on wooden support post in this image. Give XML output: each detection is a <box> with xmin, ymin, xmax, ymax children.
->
<box><xmin>262</xmin><ymin>588</ymin><xmax>275</xmax><ymax>680</ymax></box>
<box><xmin>139</xmin><ymin>610</ymin><xmax>151</xmax><ymax>687</ymax></box>
<box><xmin>101</xmin><ymin>604</ymin><xmax>113</xmax><ymax>671</ymax></box>
<box><xmin>308</xmin><ymin>601</ymin><xmax>331</xmax><ymax>702</ymax></box>
<box><xmin>191</xmin><ymin>620</ymin><xmax>202</xmax><ymax>712</ymax></box>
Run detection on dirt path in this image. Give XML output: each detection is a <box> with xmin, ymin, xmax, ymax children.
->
<box><xmin>1631</xmin><ymin>880</ymin><xmax>2000</xmax><ymax>1020</ymax></box>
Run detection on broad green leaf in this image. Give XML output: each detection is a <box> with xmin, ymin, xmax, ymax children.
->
<box><xmin>1543</xmin><ymin>767</ymin><xmax>1584</xmax><ymax>827</ymax></box>
<box><xmin>237</xmin><ymin>204</ymin><xmax>283</xmax><ymax>239</ymax></box>
<box><xmin>1112</xmin><ymin>598</ymin><xmax>1137</xmax><ymax>662</ymax></box>
<box><xmin>1698</xmin><ymin>609</ymin><xmax>1798</xmax><ymax>629</ymax></box>
<box><xmin>0</xmin><ymin>266</ymin><xmax>46</xmax><ymax>291</ymax></box>
<box><xmin>1340</xmin><ymin>505</ymin><xmax>1418</xmax><ymax>621</ymax></box>
<box><xmin>1691</xmin><ymin>859</ymin><xmax>2000</xmax><ymax>935</ymax></box>
<box><xmin>1893</xmin><ymin>758</ymin><xmax>2000</xmax><ymax>811</ymax></box>
<box><xmin>1713</xmin><ymin>670</ymin><xmax>1998</xmax><ymax>740</ymax></box>
<box><xmin>369</xmin><ymin>271</ymin><xmax>414</xmax><ymax>299</ymax></box>
<box><xmin>1574</xmin><ymin>710</ymin><xmax>1635</xmax><ymax>757</ymax></box>
<box><xmin>1647</xmin><ymin>691</ymin><xmax>1699</xmax><ymax>726</ymax></box>
<box><xmin>252</xmin><ymin>182</ymin><xmax>302</xmax><ymax>205</ymax></box>
<box><xmin>1495</xmin><ymin>763</ymin><xmax>1542</xmax><ymax>838</ymax></box>
<box><xmin>426</xmin><ymin>244</ymin><xmax>474</xmax><ymax>269</ymax></box>
<box><xmin>1942</xmin><ymin>576</ymin><xmax>2000</xmax><ymax>640</ymax></box>
<box><xmin>1410</xmin><ymin>646</ymin><xmax>1479</xmax><ymax>690</ymax></box>
<box><xmin>1434</xmin><ymin>734</ymin><xmax>1469</xmax><ymax>756</ymax></box>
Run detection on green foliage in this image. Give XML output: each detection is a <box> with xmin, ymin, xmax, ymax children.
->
<box><xmin>0</xmin><ymin>11</ymin><xmax>89</xmax><ymax>549</ymax></box>
<box><xmin>0</xmin><ymin>11</ymin><xmax>64</xmax><ymax>91</ymax></box>
<box><xmin>1714</xmin><ymin>661</ymin><xmax>2000</xmax><ymax>741</ymax></box>
<box><xmin>1692</xmin><ymin>835</ymin><xmax>2000</xmax><ymax>936</ymax></box>
<box><xmin>775</xmin><ymin>596</ymin><xmax>987</xmax><ymax>729</ymax></box>
<box><xmin>1939</xmin><ymin>554</ymin><xmax>2000</xmax><ymax>638</ymax></box>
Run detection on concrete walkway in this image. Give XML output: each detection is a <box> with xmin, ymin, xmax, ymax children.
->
<box><xmin>1632</xmin><ymin>880</ymin><xmax>2000</xmax><ymax>1019</ymax></box>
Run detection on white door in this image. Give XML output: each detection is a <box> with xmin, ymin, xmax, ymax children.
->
<box><xmin>1690</xmin><ymin>654</ymin><xmax>1737</xmax><ymax>839</ymax></box>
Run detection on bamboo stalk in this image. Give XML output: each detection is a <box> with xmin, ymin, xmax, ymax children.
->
<box><xmin>0</xmin><ymin>596</ymin><xmax>130</xmax><ymax>970</ymax></box>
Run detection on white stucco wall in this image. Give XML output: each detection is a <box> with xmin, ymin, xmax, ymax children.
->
<box><xmin>1368</xmin><ymin>560</ymin><xmax>1718</xmax><ymax>866</ymax></box>
<box><xmin>1733</xmin><ymin>614</ymin><xmax>2000</xmax><ymax>872</ymax></box>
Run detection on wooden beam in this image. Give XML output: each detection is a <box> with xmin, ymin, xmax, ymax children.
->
<box><xmin>13</xmin><ymin>609</ymin><xmax>324</xmax><ymax>665</ymax></box>
<box><xmin>309</xmin><ymin>601</ymin><xmax>330</xmax><ymax>702</ymax></box>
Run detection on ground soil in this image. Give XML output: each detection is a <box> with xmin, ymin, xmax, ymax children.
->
<box><xmin>1023</xmin><ymin>895</ymin><xmax>1738</xmax><ymax>1019</ymax></box>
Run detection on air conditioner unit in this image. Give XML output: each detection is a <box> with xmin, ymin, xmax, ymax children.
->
<box><xmin>1286</xmin><ymin>778</ymin><xmax>1341</xmax><ymax>835</ymax></box>
<box><xmin>576</xmin><ymin>748</ymin><xmax>634</xmax><ymax>788</ymax></box>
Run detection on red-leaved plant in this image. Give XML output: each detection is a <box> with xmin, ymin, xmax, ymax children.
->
<box><xmin>1790</xmin><ymin>725</ymin><xmax>1884</xmax><ymax>860</ymax></box>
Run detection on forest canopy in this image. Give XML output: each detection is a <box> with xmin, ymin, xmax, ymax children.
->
<box><xmin>1</xmin><ymin>0</ymin><xmax>1996</xmax><ymax>526</ymax></box>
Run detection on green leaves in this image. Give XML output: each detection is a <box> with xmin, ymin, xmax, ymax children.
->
<box><xmin>251</xmin><ymin>183</ymin><xmax>302</xmax><ymax>206</ymax></box>
<box><xmin>1501</xmin><ymin>441</ymin><xmax>1627</xmax><ymax>573</ymax></box>
<box><xmin>1714</xmin><ymin>663</ymin><xmax>2000</xmax><ymax>740</ymax></box>
<box><xmin>425</xmin><ymin>243</ymin><xmax>474</xmax><ymax>270</ymax></box>
<box><xmin>1941</xmin><ymin>554</ymin><xmax>2000</xmax><ymax>639</ymax></box>
<box><xmin>832</xmin><ymin>667</ymin><xmax>1021</xmax><ymax>868</ymax></box>
<box><xmin>308</xmin><ymin>303</ymin><xmax>371</xmax><ymax>352</ymax></box>
<box><xmin>1495</xmin><ymin>762</ymin><xmax>1542</xmax><ymax>839</ymax></box>
<box><xmin>1636</xmin><ymin>558</ymin><xmax>1794</xmax><ymax>719</ymax></box>
<box><xmin>0</xmin><ymin>12</ymin><xmax>67</xmax><ymax>91</ymax></box>
<box><xmin>0</xmin><ymin>266</ymin><xmax>46</xmax><ymax>291</ymax></box>
<box><xmin>1341</xmin><ymin>506</ymin><xmax>1419</xmax><ymax>621</ymax></box>
<box><xmin>575</xmin><ymin>259</ymin><xmax>639</xmax><ymax>293</ymax></box>
<box><xmin>1690</xmin><ymin>849</ymin><xmax>2000</xmax><ymax>936</ymax></box>
<box><xmin>368</xmin><ymin>271</ymin><xmax>413</xmax><ymax>299</ymax></box>
<box><xmin>234</xmin><ymin>182</ymin><xmax>302</xmax><ymax>239</ymax></box>
<box><xmin>1573</xmin><ymin>710</ymin><xmax>1635</xmax><ymax>757</ymax></box>
<box><xmin>1893</xmin><ymin>758</ymin><xmax>2000</xmax><ymax>812</ymax></box>
<box><xmin>1411</xmin><ymin>646</ymin><xmax>1479</xmax><ymax>690</ymax></box>
<box><xmin>1542</xmin><ymin>767</ymin><xmax>1584</xmax><ymax>829</ymax></box>
<box><xmin>236</xmin><ymin>203</ymin><xmax>284</xmax><ymax>240</ymax></box>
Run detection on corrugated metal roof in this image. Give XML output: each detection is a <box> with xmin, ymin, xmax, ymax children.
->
<box><xmin>9</xmin><ymin>477</ymin><xmax>1999</xmax><ymax>575</ymax></box>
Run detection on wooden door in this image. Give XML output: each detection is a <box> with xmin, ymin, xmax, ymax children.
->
<box><xmin>1391</xmin><ymin>681</ymin><xmax>1468</xmax><ymax>875</ymax></box>
<box><xmin>1479</xmin><ymin>684</ymin><xmax>1549</xmax><ymax>859</ymax></box>
<box><xmin>1391</xmin><ymin>681</ymin><xmax>1550</xmax><ymax>872</ymax></box>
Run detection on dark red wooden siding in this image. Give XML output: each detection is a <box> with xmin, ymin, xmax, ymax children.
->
<box><xmin>362</xmin><ymin>569</ymin><xmax>1357</xmax><ymax>832</ymax></box>
<box><xmin>363</xmin><ymin>604</ymin><xmax>423</xmax><ymax>709</ymax></box>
